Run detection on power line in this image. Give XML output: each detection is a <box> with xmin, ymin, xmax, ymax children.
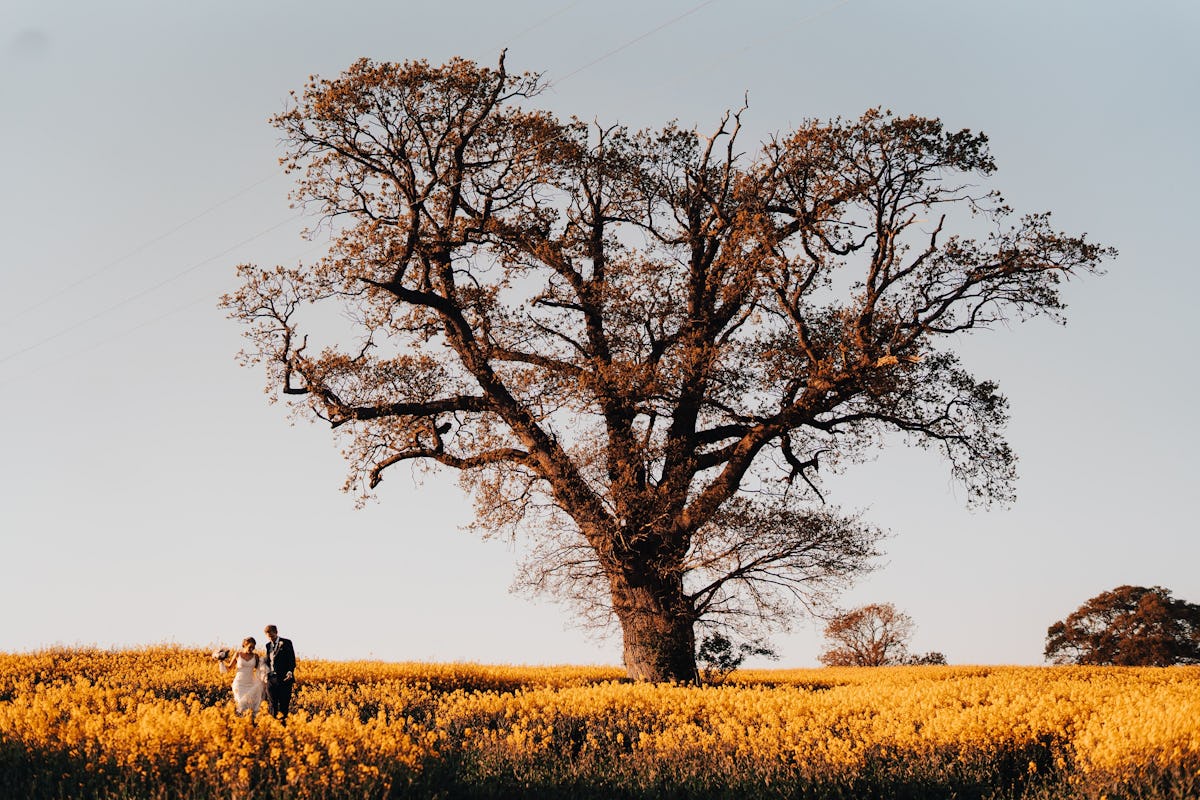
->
<box><xmin>0</xmin><ymin>296</ymin><xmax>208</xmax><ymax>389</ymax></box>
<box><xmin>0</xmin><ymin>212</ymin><xmax>303</xmax><ymax>366</ymax></box>
<box><xmin>0</xmin><ymin>236</ymin><xmax>330</xmax><ymax>388</ymax></box>
<box><xmin>502</xmin><ymin>1</ymin><xmax>585</xmax><ymax>46</ymax></box>
<box><xmin>552</xmin><ymin>0</ymin><xmax>721</xmax><ymax>86</ymax></box>
<box><xmin>1</xmin><ymin>172</ymin><xmax>282</xmax><ymax>329</ymax></box>
<box><xmin>0</xmin><ymin>2</ymin><xmax>583</xmax><ymax>333</ymax></box>
<box><xmin>4</xmin><ymin>0</ymin><xmax>590</xmax><ymax>336</ymax></box>
<box><xmin>663</xmin><ymin>0</ymin><xmax>851</xmax><ymax>92</ymax></box>
<box><xmin>599</xmin><ymin>0</ymin><xmax>855</xmax><ymax>148</ymax></box>
<box><xmin>1</xmin><ymin>0</ymin><xmax>729</xmax><ymax>373</ymax></box>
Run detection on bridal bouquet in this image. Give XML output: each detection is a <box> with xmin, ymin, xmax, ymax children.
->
<box><xmin>211</xmin><ymin>648</ymin><xmax>230</xmax><ymax>661</ymax></box>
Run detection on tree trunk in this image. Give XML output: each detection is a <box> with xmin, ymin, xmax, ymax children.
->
<box><xmin>609</xmin><ymin>570</ymin><xmax>698</xmax><ymax>683</ymax></box>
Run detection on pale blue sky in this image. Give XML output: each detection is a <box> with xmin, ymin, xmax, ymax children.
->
<box><xmin>2</xmin><ymin>0</ymin><xmax>1196</xmax><ymax>667</ymax></box>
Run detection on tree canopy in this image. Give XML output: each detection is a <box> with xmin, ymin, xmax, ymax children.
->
<box><xmin>222</xmin><ymin>55</ymin><xmax>1112</xmax><ymax>681</ymax></box>
<box><xmin>1045</xmin><ymin>585</ymin><xmax>1200</xmax><ymax>666</ymax></box>
<box><xmin>819</xmin><ymin>603</ymin><xmax>916</xmax><ymax>666</ymax></box>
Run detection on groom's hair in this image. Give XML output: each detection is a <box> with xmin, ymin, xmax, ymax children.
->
<box><xmin>265</xmin><ymin>624</ymin><xmax>278</xmax><ymax>635</ymax></box>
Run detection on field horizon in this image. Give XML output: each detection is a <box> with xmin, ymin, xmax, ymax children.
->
<box><xmin>2</xmin><ymin>646</ymin><xmax>1197</xmax><ymax>799</ymax></box>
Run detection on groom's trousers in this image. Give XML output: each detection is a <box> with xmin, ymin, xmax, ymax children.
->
<box><xmin>268</xmin><ymin>677</ymin><xmax>294</xmax><ymax>721</ymax></box>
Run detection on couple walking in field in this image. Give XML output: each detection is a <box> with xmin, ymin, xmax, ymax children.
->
<box><xmin>217</xmin><ymin>624</ymin><xmax>296</xmax><ymax>719</ymax></box>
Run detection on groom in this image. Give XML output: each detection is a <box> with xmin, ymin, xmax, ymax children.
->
<box><xmin>263</xmin><ymin>624</ymin><xmax>296</xmax><ymax>721</ymax></box>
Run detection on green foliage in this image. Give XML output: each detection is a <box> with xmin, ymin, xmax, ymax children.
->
<box><xmin>696</xmin><ymin>632</ymin><xmax>779</xmax><ymax>685</ymax></box>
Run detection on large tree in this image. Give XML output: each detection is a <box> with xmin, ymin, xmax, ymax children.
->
<box><xmin>222</xmin><ymin>56</ymin><xmax>1112</xmax><ymax>682</ymax></box>
<box><xmin>1045</xmin><ymin>585</ymin><xmax>1200</xmax><ymax>666</ymax></box>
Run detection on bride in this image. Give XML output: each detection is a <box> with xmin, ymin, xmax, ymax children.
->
<box><xmin>218</xmin><ymin>636</ymin><xmax>267</xmax><ymax>715</ymax></box>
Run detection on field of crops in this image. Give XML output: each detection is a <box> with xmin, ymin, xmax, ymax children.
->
<box><xmin>1</xmin><ymin>647</ymin><xmax>1197</xmax><ymax>799</ymax></box>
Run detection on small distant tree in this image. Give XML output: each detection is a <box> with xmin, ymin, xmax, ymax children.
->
<box><xmin>1045</xmin><ymin>585</ymin><xmax>1200</xmax><ymax>666</ymax></box>
<box><xmin>697</xmin><ymin>631</ymin><xmax>778</xmax><ymax>685</ymax></box>
<box><xmin>903</xmin><ymin>651</ymin><xmax>947</xmax><ymax>665</ymax></box>
<box><xmin>819</xmin><ymin>603</ymin><xmax>916</xmax><ymax>666</ymax></box>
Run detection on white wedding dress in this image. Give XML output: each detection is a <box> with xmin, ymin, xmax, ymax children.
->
<box><xmin>220</xmin><ymin>654</ymin><xmax>267</xmax><ymax>715</ymax></box>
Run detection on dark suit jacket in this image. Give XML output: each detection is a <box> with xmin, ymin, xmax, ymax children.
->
<box><xmin>266</xmin><ymin>637</ymin><xmax>296</xmax><ymax>680</ymax></box>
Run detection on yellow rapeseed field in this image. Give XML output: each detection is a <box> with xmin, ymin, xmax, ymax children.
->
<box><xmin>1</xmin><ymin>647</ymin><xmax>1196</xmax><ymax>799</ymax></box>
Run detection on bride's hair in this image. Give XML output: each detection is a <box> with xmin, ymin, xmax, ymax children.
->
<box><xmin>239</xmin><ymin>637</ymin><xmax>260</xmax><ymax>668</ymax></box>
